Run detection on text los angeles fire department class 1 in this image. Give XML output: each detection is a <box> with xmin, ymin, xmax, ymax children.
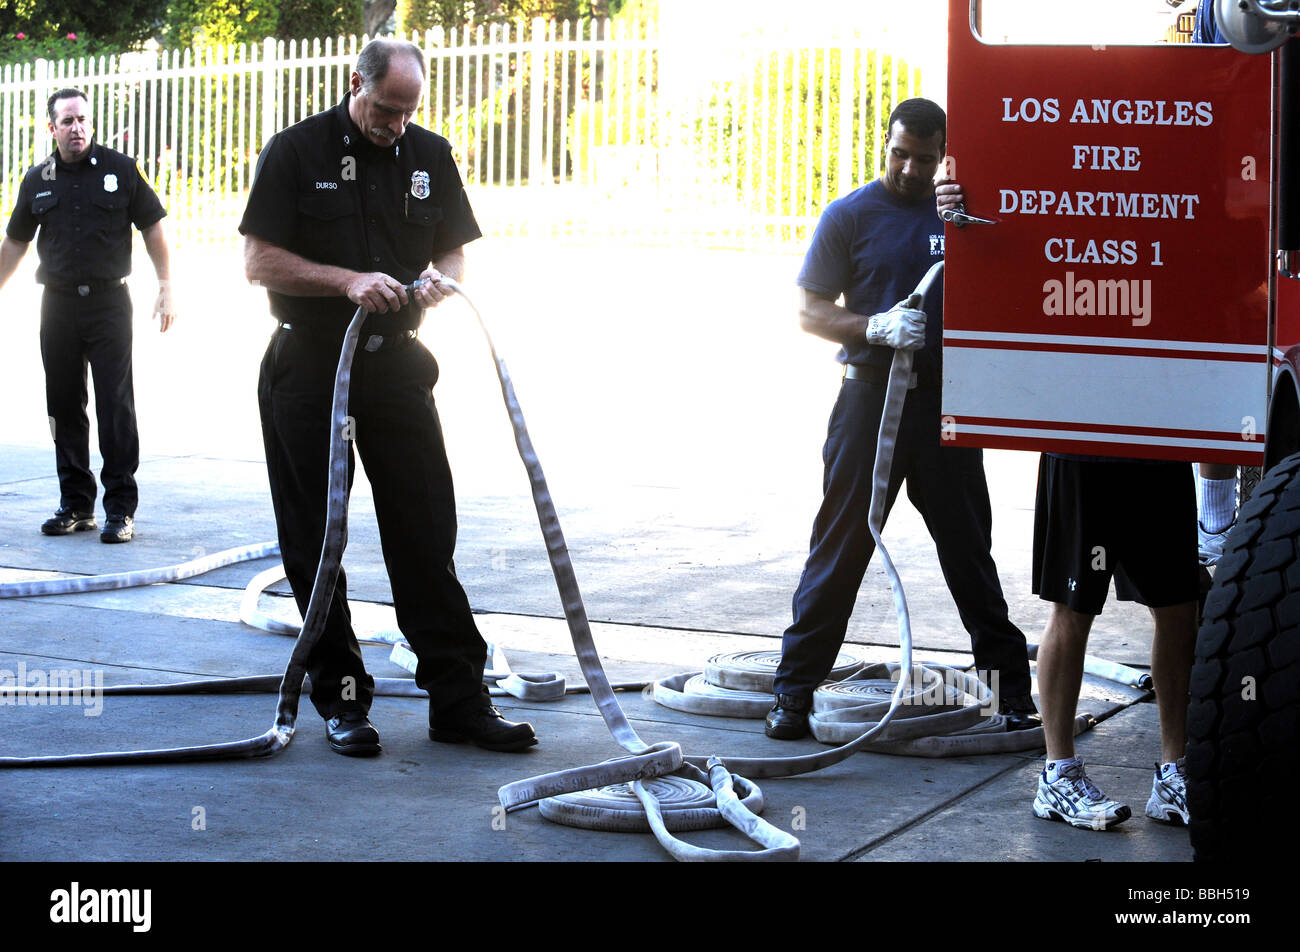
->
<box><xmin>998</xmin><ymin>97</ymin><xmax>1214</xmax><ymax>327</ymax></box>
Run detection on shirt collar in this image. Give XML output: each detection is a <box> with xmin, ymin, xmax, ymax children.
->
<box><xmin>52</xmin><ymin>139</ymin><xmax>102</xmax><ymax>172</ymax></box>
<box><xmin>335</xmin><ymin>92</ymin><xmax>402</xmax><ymax>162</ymax></box>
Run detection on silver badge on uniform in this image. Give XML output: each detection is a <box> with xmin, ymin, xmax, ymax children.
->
<box><xmin>103</xmin><ymin>173</ymin><xmax>118</xmax><ymax>193</ymax></box>
<box><xmin>410</xmin><ymin>170</ymin><xmax>429</xmax><ymax>200</ymax></box>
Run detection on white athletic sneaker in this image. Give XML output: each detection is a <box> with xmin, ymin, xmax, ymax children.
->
<box><xmin>1032</xmin><ymin>760</ymin><xmax>1132</xmax><ymax>831</ymax></box>
<box><xmin>1145</xmin><ymin>760</ymin><xmax>1190</xmax><ymax>825</ymax></box>
<box><xmin>1198</xmin><ymin>520</ymin><xmax>1234</xmax><ymax>566</ymax></box>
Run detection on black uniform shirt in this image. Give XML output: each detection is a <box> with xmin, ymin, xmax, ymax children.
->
<box><xmin>6</xmin><ymin>141</ymin><xmax>166</xmax><ymax>285</ymax></box>
<box><xmin>238</xmin><ymin>94</ymin><xmax>482</xmax><ymax>337</ymax></box>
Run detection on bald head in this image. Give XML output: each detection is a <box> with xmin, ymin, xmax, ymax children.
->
<box><xmin>355</xmin><ymin>39</ymin><xmax>425</xmax><ymax>96</ymax></box>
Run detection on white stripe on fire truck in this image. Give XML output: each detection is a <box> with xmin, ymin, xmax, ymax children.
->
<box><xmin>944</xmin><ymin>330</ymin><xmax>1266</xmax><ymax>355</ymax></box>
<box><xmin>954</xmin><ymin>425</ymin><xmax>1263</xmax><ymax>453</ymax></box>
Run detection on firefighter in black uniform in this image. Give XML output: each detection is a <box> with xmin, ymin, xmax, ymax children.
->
<box><xmin>239</xmin><ymin>38</ymin><xmax>537</xmax><ymax>757</ymax></box>
<box><xmin>1</xmin><ymin>88</ymin><xmax>175</xmax><ymax>544</ymax></box>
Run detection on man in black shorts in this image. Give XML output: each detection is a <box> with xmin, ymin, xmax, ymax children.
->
<box><xmin>1030</xmin><ymin>454</ymin><xmax>1198</xmax><ymax>830</ymax></box>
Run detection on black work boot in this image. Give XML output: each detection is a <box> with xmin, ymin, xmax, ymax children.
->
<box><xmin>41</xmin><ymin>508</ymin><xmax>97</xmax><ymax>535</ymax></box>
<box><xmin>764</xmin><ymin>693</ymin><xmax>812</xmax><ymax>740</ymax></box>
<box><xmin>430</xmin><ymin>697</ymin><xmax>537</xmax><ymax>752</ymax></box>
<box><xmin>100</xmin><ymin>514</ymin><xmax>135</xmax><ymax>544</ymax></box>
<box><xmin>326</xmin><ymin>711</ymin><xmax>382</xmax><ymax>756</ymax></box>
<box><xmin>999</xmin><ymin>693</ymin><xmax>1042</xmax><ymax>731</ymax></box>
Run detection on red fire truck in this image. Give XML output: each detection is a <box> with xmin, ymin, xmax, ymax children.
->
<box><xmin>944</xmin><ymin>0</ymin><xmax>1298</xmax><ymax>859</ymax></box>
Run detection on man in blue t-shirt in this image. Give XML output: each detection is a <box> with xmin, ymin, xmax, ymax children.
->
<box><xmin>766</xmin><ymin>98</ymin><xmax>1036</xmax><ymax>741</ymax></box>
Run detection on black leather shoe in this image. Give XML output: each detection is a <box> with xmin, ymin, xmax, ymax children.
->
<box><xmin>765</xmin><ymin>693</ymin><xmax>812</xmax><ymax>740</ymax></box>
<box><xmin>41</xmin><ymin>508</ymin><xmax>97</xmax><ymax>535</ymax></box>
<box><xmin>326</xmin><ymin>711</ymin><xmax>382</xmax><ymax>756</ymax></box>
<box><xmin>429</xmin><ymin>703</ymin><xmax>537</xmax><ymax>752</ymax></box>
<box><xmin>100</xmin><ymin>515</ymin><xmax>134</xmax><ymax>544</ymax></box>
<box><xmin>999</xmin><ymin>694</ymin><xmax>1042</xmax><ymax>732</ymax></box>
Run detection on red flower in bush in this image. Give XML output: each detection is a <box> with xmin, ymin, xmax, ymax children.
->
<box><xmin>67</xmin><ymin>33</ymin><xmax>77</xmax><ymax>40</ymax></box>
<box><xmin>15</xmin><ymin>32</ymin><xmax>26</xmax><ymax>39</ymax></box>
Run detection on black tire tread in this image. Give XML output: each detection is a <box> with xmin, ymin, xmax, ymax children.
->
<box><xmin>1189</xmin><ymin>452</ymin><xmax>1300</xmax><ymax>860</ymax></box>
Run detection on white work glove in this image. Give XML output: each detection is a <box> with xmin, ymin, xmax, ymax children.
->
<box><xmin>865</xmin><ymin>299</ymin><xmax>926</xmax><ymax>351</ymax></box>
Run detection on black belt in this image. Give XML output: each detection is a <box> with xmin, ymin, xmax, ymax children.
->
<box><xmin>278</xmin><ymin>323</ymin><xmax>418</xmax><ymax>352</ymax></box>
<box><xmin>43</xmin><ymin>278</ymin><xmax>126</xmax><ymax>297</ymax></box>
<box><xmin>843</xmin><ymin>362</ymin><xmax>941</xmax><ymax>390</ymax></box>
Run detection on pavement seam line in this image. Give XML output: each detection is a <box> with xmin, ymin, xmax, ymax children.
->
<box><xmin>836</xmin><ymin>757</ymin><xmax>1031</xmax><ymax>862</ymax></box>
<box><xmin>0</xmin><ymin>650</ymin><xmax>251</xmax><ymax>680</ymax></box>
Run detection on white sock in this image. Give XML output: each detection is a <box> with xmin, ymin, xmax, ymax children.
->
<box><xmin>1159</xmin><ymin>760</ymin><xmax>1183</xmax><ymax>779</ymax></box>
<box><xmin>1046</xmin><ymin>756</ymin><xmax>1082</xmax><ymax>782</ymax></box>
<box><xmin>1199</xmin><ymin>476</ymin><xmax>1236</xmax><ymax>533</ymax></box>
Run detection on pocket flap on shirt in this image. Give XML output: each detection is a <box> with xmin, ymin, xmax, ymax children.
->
<box><xmin>90</xmin><ymin>192</ymin><xmax>128</xmax><ymax>211</ymax></box>
<box><xmin>403</xmin><ymin>204</ymin><xmax>444</xmax><ymax>229</ymax></box>
<box><xmin>297</xmin><ymin>192</ymin><xmax>353</xmax><ymax>221</ymax></box>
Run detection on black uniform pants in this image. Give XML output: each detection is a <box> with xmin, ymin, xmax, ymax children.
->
<box><xmin>39</xmin><ymin>286</ymin><xmax>139</xmax><ymax>517</ymax></box>
<box><xmin>257</xmin><ymin>325</ymin><xmax>487</xmax><ymax>721</ymax></box>
<box><xmin>775</xmin><ymin>377</ymin><xmax>1032</xmax><ymax>700</ymax></box>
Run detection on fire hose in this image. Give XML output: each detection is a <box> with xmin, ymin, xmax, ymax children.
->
<box><xmin>487</xmin><ymin>260</ymin><xmax>1082</xmax><ymax>861</ymax></box>
<box><xmin>0</xmin><ymin>284</ymin><xmax>391</xmax><ymax>764</ymax></box>
<box><xmin>0</xmin><ymin>262</ymin><xmax>1126</xmax><ymax>858</ymax></box>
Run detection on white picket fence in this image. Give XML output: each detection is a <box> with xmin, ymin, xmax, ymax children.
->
<box><xmin>0</xmin><ymin>18</ymin><xmax>921</xmax><ymax>249</ymax></box>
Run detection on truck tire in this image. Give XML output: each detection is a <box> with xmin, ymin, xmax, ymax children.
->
<box><xmin>1187</xmin><ymin>452</ymin><xmax>1300</xmax><ymax>860</ymax></box>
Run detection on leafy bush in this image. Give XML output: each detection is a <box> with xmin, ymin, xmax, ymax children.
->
<box><xmin>0</xmin><ymin>0</ymin><xmax>166</xmax><ymax>65</ymax></box>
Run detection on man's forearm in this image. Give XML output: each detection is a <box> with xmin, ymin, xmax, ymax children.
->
<box><xmin>798</xmin><ymin>287</ymin><xmax>868</xmax><ymax>346</ymax></box>
<box><xmin>0</xmin><ymin>236</ymin><xmax>30</xmax><ymax>291</ymax></box>
<box><xmin>141</xmin><ymin>222</ymin><xmax>171</xmax><ymax>283</ymax></box>
<box><xmin>432</xmin><ymin>246</ymin><xmax>465</xmax><ymax>283</ymax></box>
<box><xmin>244</xmin><ymin>235</ymin><xmax>356</xmax><ymax>297</ymax></box>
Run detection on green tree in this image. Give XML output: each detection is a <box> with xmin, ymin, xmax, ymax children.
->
<box><xmin>160</xmin><ymin>0</ymin><xmax>365</xmax><ymax>48</ymax></box>
<box><xmin>0</xmin><ymin>0</ymin><xmax>168</xmax><ymax>64</ymax></box>
<box><xmin>164</xmin><ymin>0</ymin><xmax>280</xmax><ymax>46</ymax></box>
<box><xmin>279</xmin><ymin>0</ymin><xmax>365</xmax><ymax>41</ymax></box>
<box><xmin>396</xmin><ymin>1</ymin><xmax>633</xmax><ymax>33</ymax></box>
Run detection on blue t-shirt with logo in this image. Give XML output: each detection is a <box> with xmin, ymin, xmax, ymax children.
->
<box><xmin>797</xmin><ymin>178</ymin><xmax>945</xmax><ymax>374</ymax></box>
